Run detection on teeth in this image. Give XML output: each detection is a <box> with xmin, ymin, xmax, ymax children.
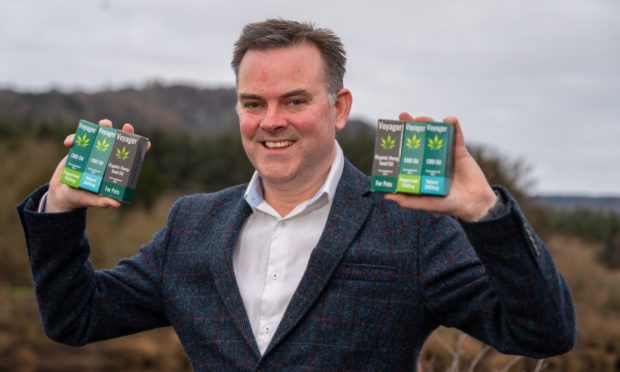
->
<box><xmin>264</xmin><ymin>140</ymin><xmax>294</xmax><ymax>149</ymax></box>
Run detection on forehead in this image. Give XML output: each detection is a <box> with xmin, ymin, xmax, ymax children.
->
<box><xmin>237</xmin><ymin>44</ymin><xmax>327</xmax><ymax>93</ymax></box>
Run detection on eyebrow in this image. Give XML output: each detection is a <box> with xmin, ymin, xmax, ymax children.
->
<box><xmin>238</xmin><ymin>89</ymin><xmax>312</xmax><ymax>101</ymax></box>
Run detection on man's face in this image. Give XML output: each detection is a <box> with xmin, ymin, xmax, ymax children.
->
<box><xmin>236</xmin><ymin>44</ymin><xmax>348</xmax><ymax>192</ymax></box>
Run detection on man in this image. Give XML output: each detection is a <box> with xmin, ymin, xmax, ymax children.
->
<box><xmin>18</xmin><ymin>19</ymin><xmax>575</xmax><ymax>370</ymax></box>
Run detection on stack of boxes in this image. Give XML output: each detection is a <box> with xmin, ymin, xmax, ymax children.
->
<box><xmin>371</xmin><ymin>119</ymin><xmax>454</xmax><ymax>196</ymax></box>
<box><xmin>60</xmin><ymin>119</ymin><xmax>149</xmax><ymax>203</ymax></box>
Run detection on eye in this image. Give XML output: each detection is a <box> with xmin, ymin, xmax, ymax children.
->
<box><xmin>242</xmin><ymin>101</ymin><xmax>264</xmax><ymax>109</ymax></box>
<box><xmin>287</xmin><ymin>98</ymin><xmax>307</xmax><ymax>107</ymax></box>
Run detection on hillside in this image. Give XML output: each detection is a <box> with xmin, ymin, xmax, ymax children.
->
<box><xmin>535</xmin><ymin>195</ymin><xmax>620</xmax><ymax>216</ymax></box>
<box><xmin>0</xmin><ymin>83</ymin><xmax>374</xmax><ymax>138</ymax></box>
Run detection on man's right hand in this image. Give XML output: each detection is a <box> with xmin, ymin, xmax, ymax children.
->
<box><xmin>45</xmin><ymin>119</ymin><xmax>137</xmax><ymax>213</ymax></box>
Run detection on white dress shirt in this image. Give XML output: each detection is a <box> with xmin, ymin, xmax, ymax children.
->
<box><xmin>233</xmin><ymin>141</ymin><xmax>344</xmax><ymax>354</ymax></box>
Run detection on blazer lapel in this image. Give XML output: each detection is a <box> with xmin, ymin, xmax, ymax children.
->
<box><xmin>206</xmin><ymin>195</ymin><xmax>262</xmax><ymax>358</ymax></box>
<box><xmin>264</xmin><ymin>161</ymin><xmax>374</xmax><ymax>356</ymax></box>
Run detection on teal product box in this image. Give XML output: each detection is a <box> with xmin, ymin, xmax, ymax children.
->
<box><xmin>370</xmin><ymin>119</ymin><xmax>404</xmax><ymax>192</ymax></box>
<box><xmin>396</xmin><ymin>122</ymin><xmax>426</xmax><ymax>194</ymax></box>
<box><xmin>79</xmin><ymin>125</ymin><xmax>118</xmax><ymax>193</ymax></box>
<box><xmin>99</xmin><ymin>130</ymin><xmax>149</xmax><ymax>203</ymax></box>
<box><xmin>60</xmin><ymin>120</ymin><xmax>99</xmax><ymax>188</ymax></box>
<box><xmin>420</xmin><ymin>122</ymin><xmax>454</xmax><ymax>196</ymax></box>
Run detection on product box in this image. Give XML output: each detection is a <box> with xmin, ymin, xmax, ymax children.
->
<box><xmin>99</xmin><ymin>130</ymin><xmax>149</xmax><ymax>203</ymax></box>
<box><xmin>370</xmin><ymin>119</ymin><xmax>454</xmax><ymax>196</ymax></box>
<box><xmin>396</xmin><ymin>122</ymin><xmax>426</xmax><ymax>194</ymax></box>
<box><xmin>79</xmin><ymin>125</ymin><xmax>117</xmax><ymax>193</ymax></box>
<box><xmin>60</xmin><ymin>120</ymin><xmax>99</xmax><ymax>188</ymax></box>
<box><xmin>370</xmin><ymin>119</ymin><xmax>404</xmax><ymax>192</ymax></box>
<box><xmin>420</xmin><ymin>122</ymin><xmax>454</xmax><ymax>196</ymax></box>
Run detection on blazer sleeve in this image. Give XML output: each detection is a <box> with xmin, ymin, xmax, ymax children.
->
<box><xmin>16</xmin><ymin>184</ymin><xmax>180</xmax><ymax>346</ymax></box>
<box><xmin>418</xmin><ymin>187</ymin><xmax>576</xmax><ymax>357</ymax></box>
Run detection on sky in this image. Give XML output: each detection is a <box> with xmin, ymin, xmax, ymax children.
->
<box><xmin>1</xmin><ymin>0</ymin><xmax>619</xmax><ymax>196</ymax></box>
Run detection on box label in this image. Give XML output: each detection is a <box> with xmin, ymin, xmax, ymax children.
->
<box><xmin>370</xmin><ymin>119</ymin><xmax>404</xmax><ymax>193</ymax></box>
<box><xmin>60</xmin><ymin>120</ymin><xmax>99</xmax><ymax>188</ymax></box>
<box><xmin>421</xmin><ymin>122</ymin><xmax>454</xmax><ymax>195</ymax></box>
<box><xmin>79</xmin><ymin>126</ymin><xmax>117</xmax><ymax>193</ymax></box>
<box><xmin>100</xmin><ymin>130</ymin><xmax>149</xmax><ymax>203</ymax></box>
<box><xmin>397</xmin><ymin>122</ymin><xmax>426</xmax><ymax>194</ymax></box>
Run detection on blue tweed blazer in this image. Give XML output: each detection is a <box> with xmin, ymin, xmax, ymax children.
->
<box><xmin>17</xmin><ymin>160</ymin><xmax>575</xmax><ymax>371</ymax></box>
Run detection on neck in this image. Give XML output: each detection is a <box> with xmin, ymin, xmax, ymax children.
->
<box><xmin>263</xmin><ymin>159</ymin><xmax>333</xmax><ymax>217</ymax></box>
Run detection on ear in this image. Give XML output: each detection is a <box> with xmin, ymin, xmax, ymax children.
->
<box><xmin>333</xmin><ymin>88</ymin><xmax>353</xmax><ymax>132</ymax></box>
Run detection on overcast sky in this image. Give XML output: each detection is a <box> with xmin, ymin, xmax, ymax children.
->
<box><xmin>1</xmin><ymin>0</ymin><xmax>618</xmax><ymax>196</ymax></box>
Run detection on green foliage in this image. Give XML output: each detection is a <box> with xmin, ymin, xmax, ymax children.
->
<box><xmin>547</xmin><ymin>207</ymin><xmax>620</xmax><ymax>269</ymax></box>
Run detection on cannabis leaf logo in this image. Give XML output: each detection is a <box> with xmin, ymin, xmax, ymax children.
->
<box><xmin>75</xmin><ymin>134</ymin><xmax>91</xmax><ymax>148</ymax></box>
<box><xmin>96</xmin><ymin>138</ymin><xmax>110</xmax><ymax>152</ymax></box>
<box><xmin>115</xmin><ymin>146</ymin><xmax>130</xmax><ymax>160</ymax></box>
<box><xmin>405</xmin><ymin>134</ymin><xmax>421</xmax><ymax>149</ymax></box>
<box><xmin>427</xmin><ymin>134</ymin><xmax>443</xmax><ymax>150</ymax></box>
<box><xmin>380</xmin><ymin>135</ymin><xmax>396</xmax><ymax>150</ymax></box>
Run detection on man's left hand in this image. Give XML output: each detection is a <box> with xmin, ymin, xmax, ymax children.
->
<box><xmin>384</xmin><ymin>112</ymin><xmax>497</xmax><ymax>222</ymax></box>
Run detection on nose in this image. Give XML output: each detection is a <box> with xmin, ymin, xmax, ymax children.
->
<box><xmin>260</xmin><ymin>105</ymin><xmax>287</xmax><ymax>132</ymax></box>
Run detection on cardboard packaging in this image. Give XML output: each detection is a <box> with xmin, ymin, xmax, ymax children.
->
<box><xmin>99</xmin><ymin>130</ymin><xmax>149</xmax><ymax>203</ymax></box>
<box><xmin>370</xmin><ymin>119</ymin><xmax>404</xmax><ymax>193</ymax></box>
<box><xmin>60</xmin><ymin>120</ymin><xmax>99</xmax><ymax>188</ymax></box>
<box><xmin>79</xmin><ymin>125</ymin><xmax>117</xmax><ymax>193</ymax></box>
<box><xmin>371</xmin><ymin>119</ymin><xmax>454</xmax><ymax>196</ymax></box>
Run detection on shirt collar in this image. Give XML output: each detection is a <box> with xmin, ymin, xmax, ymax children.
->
<box><xmin>244</xmin><ymin>140</ymin><xmax>345</xmax><ymax>210</ymax></box>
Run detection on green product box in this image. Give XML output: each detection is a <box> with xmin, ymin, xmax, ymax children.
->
<box><xmin>396</xmin><ymin>122</ymin><xmax>426</xmax><ymax>194</ymax></box>
<box><xmin>60</xmin><ymin>120</ymin><xmax>99</xmax><ymax>188</ymax></box>
<box><xmin>370</xmin><ymin>119</ymin><xmax>454</xmax><ymax>196</ymax></box>
<box><xmin>99</xmin><ymin>130</ymin><xmax>149</xmax><ymax>203</ymax></box>
<box><xmin>79</xmin><ymin>126</ymin><xmax>118</xmax><ymax>193</ymax></box>
<box><xmin>420</xmin><ymin>122</ymin><xmax>454</xmax><ymax>196</ymax></box>
<box><xmin>370</xmin><ymin>119</ymin><xmax>404</xmax><ymax>192</ymax></box>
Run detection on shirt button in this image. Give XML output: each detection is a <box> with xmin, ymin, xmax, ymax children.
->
<box><xmin>271</xmin><ymin>272</ymin><xmax>280</xmax><ymax>280</ymax></box>
<box><xmin>279</xmin><ymin>221</ymin><xmax>287</xmax><ymax>227</ymax></box>
<box><xmin>263</xmin><ymin>325</ymin><xmax>272</xmax><ymax>333</ymax></box>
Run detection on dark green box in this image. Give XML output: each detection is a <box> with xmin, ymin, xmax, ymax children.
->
<box><xmin>99</xmin><ymin>130</ymin><xmax>149</xmax><ymax>203</ymax></box>
<box><xmin>370</xmin><ymin>119</ymin><xmax>404</xmax><ymax>192</ymax></box>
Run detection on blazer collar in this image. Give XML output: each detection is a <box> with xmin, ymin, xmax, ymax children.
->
<box><xmin>206</xmin><ymin>194</ymin><xmax>261</xmax><ymax>357</ymax></box>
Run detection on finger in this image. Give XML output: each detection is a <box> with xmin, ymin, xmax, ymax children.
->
<box><xmin>146</xmin><ymin>141</ymin><xmax>152</xmax><ymax>152</ymax></box>
<box><xmin>64</xmin><ymin>134</ymin><xmax>75</xmax><ymax>147</ymax></box>
<box><xmin>399</xmin><ymin>112</ymin><xmax>415</xmax><ymax>121</ymax></box>
<box><xmin>72</xmin><ymin>189</ymin><xmax>122</xmax><ymax>209</ymax></box>
<box><xmin>443</xmin><ymin>115</ymin><xmax>466</xmax><ymax>148</ymax></box>
<box><xmin>384</xmin><ymin>193</ymin><xmax>446</xmax><ymax>214</ymax></box>
<box><xmin>121</xmin><ymin>123</ymin><xmax>135</xmax><ymax>133</ymax></box>
<box><xmin>50</xmin><ymin>156</ymin><xmax>68</xmax><ymax>185</ymax></box>
<box><xmin>99</xmin><ymin>119</ymin><xmax>113</xmax><ymax>127</ymax></box>
<box><xmin>413</xmin><ymin>116</ymin><xmax>434</xmax><ymax>122</ymax></box>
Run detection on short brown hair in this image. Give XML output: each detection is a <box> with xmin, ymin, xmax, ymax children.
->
<box><xmin>231</xmin><ymin>19</ymin><xmax>347</xmax><ymax>97</ymax></box>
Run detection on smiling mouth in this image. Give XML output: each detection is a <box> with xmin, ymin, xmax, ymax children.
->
<box><xmin>263</xmin><ymin>140</ymin><xmax>295</xmax><ymax>149</ymax></box>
